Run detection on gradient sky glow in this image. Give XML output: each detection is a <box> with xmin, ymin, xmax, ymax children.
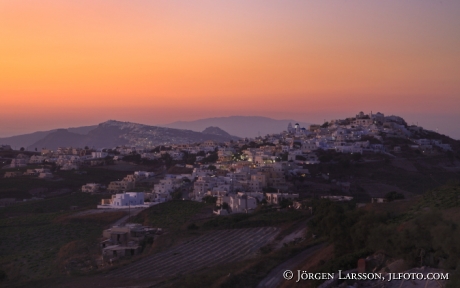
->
<box><xmin>1</xmin><ymin>0</ymin><xmax>459</xmax><ymax>138</ymax></box>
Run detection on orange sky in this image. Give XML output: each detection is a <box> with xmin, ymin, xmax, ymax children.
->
<box><xmin>1</xmin><ymin>1</ymin><xmax>459</xmax><ymax>138</ymax></box>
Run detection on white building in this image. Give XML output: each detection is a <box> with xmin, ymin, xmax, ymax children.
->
<box><xmin>153</xmin><ymin>178</ymin><xmax>177</xmax><ymax>194</ymax></box>
<box><xmin>61</xmin><ymin>163</ymin><xmax>79</xmax><ymax>170</ymax></box>
<box><xmin>134</xmin><ymin>171</ymin><xmax>155</xmax><ymax>179</ymax></box>
<box><xmin>218</xmin><ymin>192</ymin><xmax>258</xmax><ymax>214</ymax></box>
<box><xmin>98</xmin><ymin>192</ymin><xmax>155</xmax><ymax>209</ymax></box>
<box><xmin>29</xmin><ymin>155</ymin><xmax>47</xmax><ymax>164</ymax></box>
<box><xmin>92</xmin><ymin>151</ymin><xmax>108</xmax><ymax>159</ymax></box>
<box><xmin>10</xmin><ymin>158</ymin><xmax>28</xmax><ymax>168</ymax></box>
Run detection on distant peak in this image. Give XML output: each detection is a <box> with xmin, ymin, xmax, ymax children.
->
<box><xmin>202</xmin><ymin>126</ymin><xmax>234</xmax><ymax>138</ymax></box>
<box><xmin>99</xmin><ymin>120</ymin><xmax>146</xmax><ymax>129</ymax></box>
<box><xmin>100</xmin><ymin>120</ymin><xmax>127</xmax><ymax>125</ymax></box>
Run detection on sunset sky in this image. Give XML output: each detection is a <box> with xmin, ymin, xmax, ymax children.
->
<box><xmin>1</xmin><ymin>1</ymin><xmax>459</xmax><ymax>138</ymax></box>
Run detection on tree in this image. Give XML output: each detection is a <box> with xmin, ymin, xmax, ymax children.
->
<box><xmin>446</xmin><ymin>150</ymin><xmax>455</xmax><ymax>164</ymax></box>
<box><xmin>280</xmin><ymin>152</ymin><xmax>288</xmax><ymax>161</ymax></box>
<box><xmin>352</xmin><ymin>153</ymin><xmax>362</xmax><ymax>161</ymax></box>
<box><xmin>151</xmin><ymin>146</ymin><xmax>161</xmax><ymax>153</ymax></box>
<box><xmin>171</xmin><ymin>188</ymin><xmax>182</xmax><ymax>200</ymax></box>
<box><xmin>360</xmin><ymin>135</ymin><xmax>382</xmax><ymax>144</ymax></box>
<box><xmin>0</xmin><ymin>269</ymin><xmax>6</xmax><ymax>281</ymax></box>
<box><xmin>339</xmin><ymin>159</ymin><xmax>351</xmax><ymax>169</ymax></box>
<box><xmin>385</xmin><ymin>191</ymin><xmax>405</xmax><ymax>202</ymax></box>
<box><xmin>232</xmin><ymin>152</ymin><xmax>243</xmax><ymax>161</ymax></box>
<box><xmin>19</xmin><ymin>147</ymin><xmax>25</xmax><ymax>151</ymax></box>
<box><xmin>296</xmin><ymin>155</ymin><xmax>307</xmax><ymax>161</ymax></box>
<box><xmin>185</xmin><ymin>153</ymin><xmax>196</xmax><ymax>165</ymax></box>
<box><xmin>123</xmin><ymin>153</ymin><xmax>142</xmax><ymax>164</ymax></box>
<box><xmin>187</xmin><ymin>223</ymin><xmax>199</xmax><ymax>230</ymax></box>
<box><xmin>263</xmin><ymin>187</ymin><xmax>277</xmax><ymax>193</ymax></box>
<box><xmin>104</xmin><ymin>156</ymin><xmax>114</xmax><ymax>165</ymax></box>
<box><xmin>202</xmin><ymin>195</ymin><xmax>217</xmax><ymax>204</ymax></box>
<box><xmin>161</xmin><ymin>153</ymin><xmax>173</xmax><ymax>167</ymax></box>
<box><xmin>279</xmin><ymin>198</ymin><xmax>292</xmax><ymax>209</ymax></box>
<box><xmin>202</xmin><ymin>152</ymin><xmax>218</xmax><ymax>163</ymax></box>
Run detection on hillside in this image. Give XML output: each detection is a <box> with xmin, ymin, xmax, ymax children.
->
<box><xmin>202</xmin><ymin>126</ymin><xmax>236</xmax><ymax>138</ymax></box>
<box><xmin>163</xmin><ymin>116</ymin><xmax>310</xmax><ymax>138</ymax></box>
<box><xmin>0</xmin><ymin>125</ymin><xmax>97</xmax><ymax>149</ymax></box>
<box><xmin>0</xmin><ymin>116</ymin><xmax>307</xmax><ymax>149</ymax></box>
<box><xmin>27</xmin><ymin>129</ymin><xmax>93</xmax><ymax>151</ymax></box>
<box><xmin>27</xmin><ymin>120</ymin><xmax>239</xmax><ymax>150</ymax></box>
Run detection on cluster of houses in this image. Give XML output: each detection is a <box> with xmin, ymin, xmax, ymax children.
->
<box><xmin>1</xmin><ymin>148</ymin><xmax>112</xmax><ymax>171</ymax></box>
<box><xmin>106</xmin><ymin>171</ymin><xmax>155</xmax><ymax>193</ymax></box>
<box><xmin>407</xmin><ymin>138</ymin><xmax>452</xmax><ymax>153</ymax></box>
<box><xmin>279</xmin><ymin>111</ymin><xmax>451</xmax><ymax>157</ymax></box>
<box><xmin>81</xmin><ymin>171</ymin><xmax>155</xmax><ymax>194</ymax></box>
<box><xmin>8</xmin><ymin>153</ymin><xmax>31</xmax><ymax>168</ymax></box>
<box><xmin>3</xmin><ymin>112</ymin><xmax>456</xmax><ymax>267</ymax></box>
<box><xmin>280</xmin><ymin>112</ymin><xmax>392</xmax><ymax>155</ymax></box>
<box><xmin>4</xmin><ymin>167</ymin><xmax>53</xmax><ymax>179</ymax></box>
<box><xmin>89</xmin><ymin>161</ymin><xmax>303</xmax><ymax>213</ymax></box>
<box><xmin>95</xmin><ymin>163</ymin><xmax>302</xmax><ymax>214</ymax></box>
<box><xmin>100</xmin><ymin>223</ymin><xmax>160</xmax><ymax>264</ymax></box>
<box><xmin>88</xmin><ymin>111</ymin><xmax>453</xmax><ymax>215</ymax></box>
<box><xmin>2</xmin><ymin>111</ymin><xmax>453</xmax><ymax>213</ymax></box>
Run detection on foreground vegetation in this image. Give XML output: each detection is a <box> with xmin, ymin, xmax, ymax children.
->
<box><xmin>307</xmin><ymin>181</ymin><xmax>460</xmax><ymax>287</ymax></box>
<box><xmin>2</xmin><ymin>181</ymin><xmax>460</xmax><ymax>287</ymax></box>
<box><xmin>0</xmin><ymin>193</ymin><xmax>121</xmax><ymax>286</ymax></box>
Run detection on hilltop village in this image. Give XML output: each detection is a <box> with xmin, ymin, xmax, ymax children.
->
<box><xmin>1</xmin><ymin>111</ymin><xmax>453</xmax><ymax>210</ymax></box>
<box><xmin>0</xmin><ymin>112</ymin><xmax>459</xmax><ymax>287</ymax></box>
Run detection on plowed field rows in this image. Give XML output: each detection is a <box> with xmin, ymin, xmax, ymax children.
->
<box><xmin>108</xmin><ymin>227</ymin><xmax>279</xmax><ymax>279</ymax></box>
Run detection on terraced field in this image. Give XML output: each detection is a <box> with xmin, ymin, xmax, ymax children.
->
<box><xmin>108</xmin><ymin>227</ymin><xmax>279</xmax><ymax>279</ymax></box>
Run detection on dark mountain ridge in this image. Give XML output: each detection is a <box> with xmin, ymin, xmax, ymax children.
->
<box><xmin>0</xmin><ymin>125</ymin><xmax>97</xmax><ymax>149</ymax></box>
<box><xmin>26</xmin><ymin>120</ymin><xmax>239</xmax><ymax>150</ymax></box>
<box><xmin>202</xmin><ymin>126</ymin><xmax>234</xmax><ymax>138</ymax></box>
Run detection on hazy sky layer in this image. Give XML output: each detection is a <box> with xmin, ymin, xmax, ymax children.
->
<box><xmin>1</xmin><ymin>1</ymin><xmax>459</xmax><ymax>138</ymax></box>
